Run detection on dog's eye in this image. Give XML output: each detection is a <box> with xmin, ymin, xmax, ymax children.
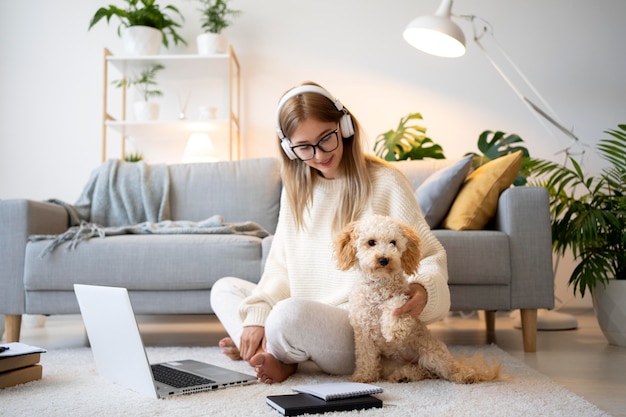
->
<box><xmin>390</xmin><ymin>240</ymin><xmax>396</xmax><ymax>246</ymax></box>
<box><xmin>368</xmin><ymin>239</ymin><xmax>376</xmax><ymax>247</ymax></box>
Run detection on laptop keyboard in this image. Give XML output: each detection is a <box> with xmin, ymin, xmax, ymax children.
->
<box><xmin>151</xmin><ymin>364</ymin><xmax>216</xmax><ymax>388</ymax></box>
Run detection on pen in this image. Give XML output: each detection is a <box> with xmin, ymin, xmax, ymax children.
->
<box><xmin>0</xmin><ymin>346</ymin><xmax>9</xmax><ymax>353</ymax></box>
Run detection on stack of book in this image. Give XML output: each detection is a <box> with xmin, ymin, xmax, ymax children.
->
<box><xmin>0</xmin><ymin>342</ymin><xmax>47</xmax><ymax>389</ymax></box>
<box><xmin>266</xmin><ymin>382</ymin><xmax>384</xmax><ymax>416</ymax></box>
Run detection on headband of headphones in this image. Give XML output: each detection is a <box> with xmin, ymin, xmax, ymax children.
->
<box><xmin>275</xmin><ymin>85</ymin><xmax>345</xmax><ymax>139</ymax></box>
<box><xmin>275</xmin><ymin>85</ymin><xmax>355</xmax><ymax>160</ymax></box>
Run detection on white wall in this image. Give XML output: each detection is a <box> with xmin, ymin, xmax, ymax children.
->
<box><xmin>1</xmin><ymin>0</ymin><xmax>624</xmax><ymax>307</ymax></box>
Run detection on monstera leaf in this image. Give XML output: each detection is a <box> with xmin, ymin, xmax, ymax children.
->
<box><xmin>373</xmin><ymin>113</ymin><xmax>446</xmax><ymax>161</ymax></box>
<box><xmin>465</xmin><ymin>130</ymin><xmax>531</xmax><ymax>186</ymax></box>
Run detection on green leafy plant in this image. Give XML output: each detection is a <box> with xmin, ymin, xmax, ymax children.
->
<box><xmin>88</xmin><ymin>0</ymin><xmax>186</xmax><ymax>48</ymax></box>
<box><xmin>197</xmin><ymin>0</ymin><xmax>242</xmax><ymax>34</ymax></box>
<box><xmin>527</xmin><ymin>124</ymin><xmax>626</xmax><ymax>297</ymax></box>
<box><xmin>373</xmin><ymin>113</ymin><xmax>445</xmax><ymax>161</ymax></box>
<box><xmin>464</xmin><ymin>130</ymin><xmax>531</xmax><ymax>186</ymax></box>
<box><xmin>113</xmin><ymin>64</ymin><xmax>165</xmax><ymax>102</ymax></box>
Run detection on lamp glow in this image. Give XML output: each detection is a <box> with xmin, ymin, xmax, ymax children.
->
<box><xmin>182</xmin><ymin>133</ymin><xmax>218</xmax><ymax>163</ymax></box>
<box><xmin>403</xmin><ymin>0</ymin><xmax>466</xmax><ymax>58</ymax></box>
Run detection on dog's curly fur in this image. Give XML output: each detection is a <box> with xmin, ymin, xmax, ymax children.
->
<box><xmin>334</xmin><ymin>214</ymin><xmax>502</xmax><ymax>384</ymax></box>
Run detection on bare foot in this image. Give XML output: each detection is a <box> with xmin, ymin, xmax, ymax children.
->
<box><xmin>250</xmin><ymin>352</ymin><xmax>297</xmax><ymax>384</ymax></box>
<box><xmin>218</xmin><ymin>337</ymin><xmax>242</xmax><ymax>361</ymax></box>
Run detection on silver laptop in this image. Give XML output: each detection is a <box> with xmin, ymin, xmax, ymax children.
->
<box><xmin>74</xmin><ymin>284</ymin><xmax>257</xmax><ymax>399</ymax></box>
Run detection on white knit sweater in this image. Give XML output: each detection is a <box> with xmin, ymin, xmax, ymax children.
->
<box><xmin>239</xmin><ymin>163</ymin><xmax>450</xmax><ymax>327</ymax></box>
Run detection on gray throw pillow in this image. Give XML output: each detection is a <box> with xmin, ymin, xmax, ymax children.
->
<box><xmin>415</xmin><ymin>156</ymin><xmax>473</xmax><ymax>228</ymax></box>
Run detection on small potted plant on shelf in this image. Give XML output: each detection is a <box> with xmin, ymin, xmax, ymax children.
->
<box><xmin>528</xmin><ymin>125</ymin><xmax>626</xmax><ymax>346</ymax></box>
<box><xmin>195</xmin><ymin>0</ymin><xmax>241</xmax><ymax>55</ymax></box>
<box><xmin>88</xmin><ymin>0</ymin><xmax>187</xmax><ymax>55</ymax></box>
<box><xmin>114</xmin><ymin>64</ymin><xmax>165</xmax><ymax>121</ymax></box>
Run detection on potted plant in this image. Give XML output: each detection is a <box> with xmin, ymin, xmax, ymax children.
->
<box><xmin>88</xmin><ymin>0</ymin><xmax>187</xmax><ymax>55</ymax></box>
<box><xmin>373</xmin><ymin>112</ymin><xmax>446</xmax><ymax>161</ymax></box>
<box><xmin>528</xmin><ymin>125</ymin><xmax>626</xmax><ymax>346</ymax></box>
<box><xmin>114</xmin><ymin>64</ymin><xmax>165</xmax><ymax>121</ymax></box>
<box><xmin>195</xmin><ymin>0</ymin><xmax>241</xmax><ymax>55</ymax></box>
<box><xmin>464</xmin><ymin>130</ymin><xmax>532</xmax><ymax>186</ymax></box>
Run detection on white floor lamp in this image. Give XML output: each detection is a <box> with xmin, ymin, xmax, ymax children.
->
<box><xmin>403</xmin><ymin>0</ymin><xmax>582</xmax><ymax>330</ymax></box>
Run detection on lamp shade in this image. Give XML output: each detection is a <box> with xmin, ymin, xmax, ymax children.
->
<box><xmin>182</xmin><ymin>133</ymin><xmax>218</xmax><ymax>163</ymax></box>
<box><xmin>403</xmin><ymin>0</ymin><xmax>466</xmax><ymax>58</ymax></box>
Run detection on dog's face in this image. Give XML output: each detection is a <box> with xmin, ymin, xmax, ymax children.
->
<box><xmin>334</xmin><ymin>215</ymin><xmax>421</xmax><ymax>280</ymax></box>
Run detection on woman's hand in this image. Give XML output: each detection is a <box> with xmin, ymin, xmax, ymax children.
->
<box><xmin>392</xmin><ymin>283</ymin><xmax>428</xmax><ymax>318</ymax></box>
<box><xmin>239</xmin><ymin>326</ymin><xmax>266</xmax><ymax>361</ymax></box>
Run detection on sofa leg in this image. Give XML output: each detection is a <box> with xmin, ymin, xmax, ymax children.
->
<box><xmin>5</xmin><ymin>314</ymin><xmax>22</xmax><ymax>343</ymax></box>
<box><xmin>484</xmin><ymin>310</ymin><xmax>496</xmax><ymax>344</ymax></box>
<box><xmin>520</xmin><ymin>309</ymin><xmax>537</xmax><ymax>352</ymax></box>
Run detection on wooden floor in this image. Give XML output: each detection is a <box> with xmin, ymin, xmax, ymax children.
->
<box><xmin>9</xmin><ymin>308</ymin><xmax>626</xmax><ymax>417</ymax></box>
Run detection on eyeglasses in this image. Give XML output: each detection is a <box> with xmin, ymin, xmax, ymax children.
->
<box><xmin>291</xmin><ymin>129</ymin><xmax>339</xmax><ymax>161</ymax></box>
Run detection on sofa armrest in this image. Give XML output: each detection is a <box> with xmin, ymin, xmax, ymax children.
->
<box><xmin>495</xmin><ymin>187</ymin><xmax>554</xmax><ymax>309</ymax></box>
<box><xmin>0</xmin><ymin>200</ymin><xmax>69</xmax><ymax>314</ymax></box>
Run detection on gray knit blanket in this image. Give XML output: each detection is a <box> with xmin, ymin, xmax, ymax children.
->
<box><xmin>31</xmin><ymin>159</ymin><xmax>269</xmax><ymax>256</ymax></box>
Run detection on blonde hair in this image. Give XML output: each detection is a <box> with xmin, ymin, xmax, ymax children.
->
<box><xmin>277</xmin><ymin>82</ymin><xmax>387</xmax><ymax>234</ymax></box>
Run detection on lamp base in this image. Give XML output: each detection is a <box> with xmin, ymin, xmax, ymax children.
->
<box><xmin>512</xmin><ymin>309</ymin><xmax>578</xmax><ymax>331</ymax></box>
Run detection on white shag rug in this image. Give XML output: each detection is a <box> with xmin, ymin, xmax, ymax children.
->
<box><xmin>0</xmin><ymin>345</ymin><xmax>609</xmax><ymax>417</ymax></box>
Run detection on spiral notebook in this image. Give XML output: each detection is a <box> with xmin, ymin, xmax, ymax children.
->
<box><xmin>291</xmin><ymin>382</ymin><xmax>383</xmax><ymax>400</ymax></box>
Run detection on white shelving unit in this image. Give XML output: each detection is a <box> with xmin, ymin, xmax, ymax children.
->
<box><xmin>101</xmin><ymin>46</ymin><xmax>241</xmax><ymax>162</ymax></box>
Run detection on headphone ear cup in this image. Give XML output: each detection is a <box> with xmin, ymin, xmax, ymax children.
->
<box><xmin>339</xmin><ymin>113</ymin><xmax>354</xmax><ymax>138</ymax></box>
<box><xmin>280</xmin><ymin>137</ymin><xmax>298</xmax><ymax>160</ymax></box>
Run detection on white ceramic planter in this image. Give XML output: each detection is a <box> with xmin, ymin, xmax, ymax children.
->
<box><xmin>196</xmin><ymin>32</ymin><xmax>227</xmax><ymax>55</ymax></box>
<box><xmin>592</xmin><ymin>279</ymin><xmax>626</xmax><ymax>347</ymax></box>
<box><xmin>122</xmin><ymin>26</ymin><xmax>163</xmax><ymax>55</ymax></box>
<box><xmin>134</xmin><ymin>101</ymin><xmax>160</xmax><ymax>121</ymax></box>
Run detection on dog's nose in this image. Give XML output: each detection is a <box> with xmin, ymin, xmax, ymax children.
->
<box><xmin>378</xmin><ymin>257</ymin><xmax>389</xmax><ymax>266</ymax></box>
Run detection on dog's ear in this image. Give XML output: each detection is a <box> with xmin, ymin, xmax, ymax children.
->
<box><xmin>334</xmin><ymin>221</ymin><xmax>358</xmax><ymax>271</ymax></box>
<box><xmin>400</xmin><ymin>223</ymin><xmax>422</xmax><ymax>275</ymax></box>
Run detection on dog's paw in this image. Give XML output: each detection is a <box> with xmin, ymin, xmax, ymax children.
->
<box><xmin>351</xmin><ymin>371</ymin><xmax>379</xmax><ymax>383</ymax></box>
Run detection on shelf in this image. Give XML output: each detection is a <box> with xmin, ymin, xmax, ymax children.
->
<box><xmin>107</xmin><ymin>54</ymin><xmax>232</xmax><ymax>79</ymax></box>
<box><xmin>101</xmin><ymin>46</ymin><xmax>241</xmax><ymax>162</ymax></box>
<box><xmin>105</xmin><ymin>120</ymin><xmax>227</xmax><ymax>138</ymax></box>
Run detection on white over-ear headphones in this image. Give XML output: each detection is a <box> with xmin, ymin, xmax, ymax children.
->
<box><xmin>275</xmin><ymin>85</ymin><xmax>355</xmax><ymax>160</ymax></box>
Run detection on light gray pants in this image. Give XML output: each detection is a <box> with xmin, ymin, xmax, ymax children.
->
<box><xmin>210</xmin><ymin>277</ymin><xmax>355</xmax><ymax>375</ymax></box>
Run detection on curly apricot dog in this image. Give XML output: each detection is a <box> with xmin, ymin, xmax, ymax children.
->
<box><xmin>334</xmin><ymin>214</ymin><xmax>502</xmax><ymax>384</ymax></box>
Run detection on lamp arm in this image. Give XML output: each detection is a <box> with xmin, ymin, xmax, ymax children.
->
<box><xmin>463</xmin><ymin>15</ymin><xmax>583</xmax><ymax>150</ymax></box>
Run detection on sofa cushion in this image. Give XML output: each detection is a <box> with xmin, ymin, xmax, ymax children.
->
<box><xmin>23</xmin><ymin>234</ymin><xmax>264</xmax><ymax>291</ymax></box>
<box><xmin>393</xmin><ymin>159</ymin><xmax>456</xmax><ymax>190</ymax></box>
<box><xmin>415</xmin><ymin>156</ymin><xmax>472</xmax><ymax>228</ymax></box>
<box><xmin>168</xmin><ymin>158</ymin><xmax>282</xmax><ymax>234</ymax></box>
<box><xmin>441</xmin><ymin>151</ymin><xmax>523</xmax><ymax>230</ymax></box>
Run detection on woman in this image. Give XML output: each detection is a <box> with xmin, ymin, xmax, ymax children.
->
<box><xmin>210</xmin><ymin>81</ymin><xmax>450</xmax><ymax>384</ymax></box>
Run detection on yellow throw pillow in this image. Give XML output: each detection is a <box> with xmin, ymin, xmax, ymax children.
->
<box><xmin>441</xmin><ymin>151</ymin><xmax>523</xmax><ymax>230</ymax></box>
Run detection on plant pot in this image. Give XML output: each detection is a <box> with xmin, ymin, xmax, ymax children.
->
<box><xmin>134</xmin><ymin>101</ymin><xmax>160</xmax><ymax>121</ymax></box>
<box><xmin>592</xmin><ymin>279</ymin><xmax>626</xmax><ymax>347</ymax></box>
<box><xmin>122</xmin><ymin>26</ymin><xmax>163</xmax><ymax>55</ymax></box>
<box><xmin>196</xmin><ymin>33</ymin><xmax>228</xmax><ymax>55</ymax></box>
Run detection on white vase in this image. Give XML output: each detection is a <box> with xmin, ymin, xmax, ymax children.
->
<box><xmin>122</xmin><ymin>26</ymin><xmax>163</xmax><ymax>55</ymax></box>
<box><xmin>134</xmin><ymin>101</ymin><xmax>160</xmax><ymax>121</ymax></box>
<box><xmin>592</xmin><ymin>279</ymin><xmax>626</xmax><ymax>347</ymax></box>
<box><xmin>196</xmin><ymin>33</ymin><xmax>228</xmax><ymax>55</ymax></box>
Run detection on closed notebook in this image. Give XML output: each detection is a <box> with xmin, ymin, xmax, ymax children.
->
<box><xmin>292</xmin><ymin>382</ymin><xmax>383</xmax><ymax>400</ymax></box>
<box><xmin>266</xmin><ymin>393</ymin><xmax>382</xmax><ymax>416</ymax></box>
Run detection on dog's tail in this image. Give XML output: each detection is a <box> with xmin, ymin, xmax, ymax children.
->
<box><xmin>452</xmin><ymin>354</ymin><xmax>508</xmax><ymax>383</ymax></box>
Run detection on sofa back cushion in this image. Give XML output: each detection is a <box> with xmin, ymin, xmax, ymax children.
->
<box><xmin>168</xmin><ymin>158</ymin><xmax>282</xmax><ymax>234</ymax></box>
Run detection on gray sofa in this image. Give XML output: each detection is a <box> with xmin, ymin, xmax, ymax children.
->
<box><xmin>0</xmin><ymin>157</ymin><xmax>554</xmax><ymax>352</ymax></box>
